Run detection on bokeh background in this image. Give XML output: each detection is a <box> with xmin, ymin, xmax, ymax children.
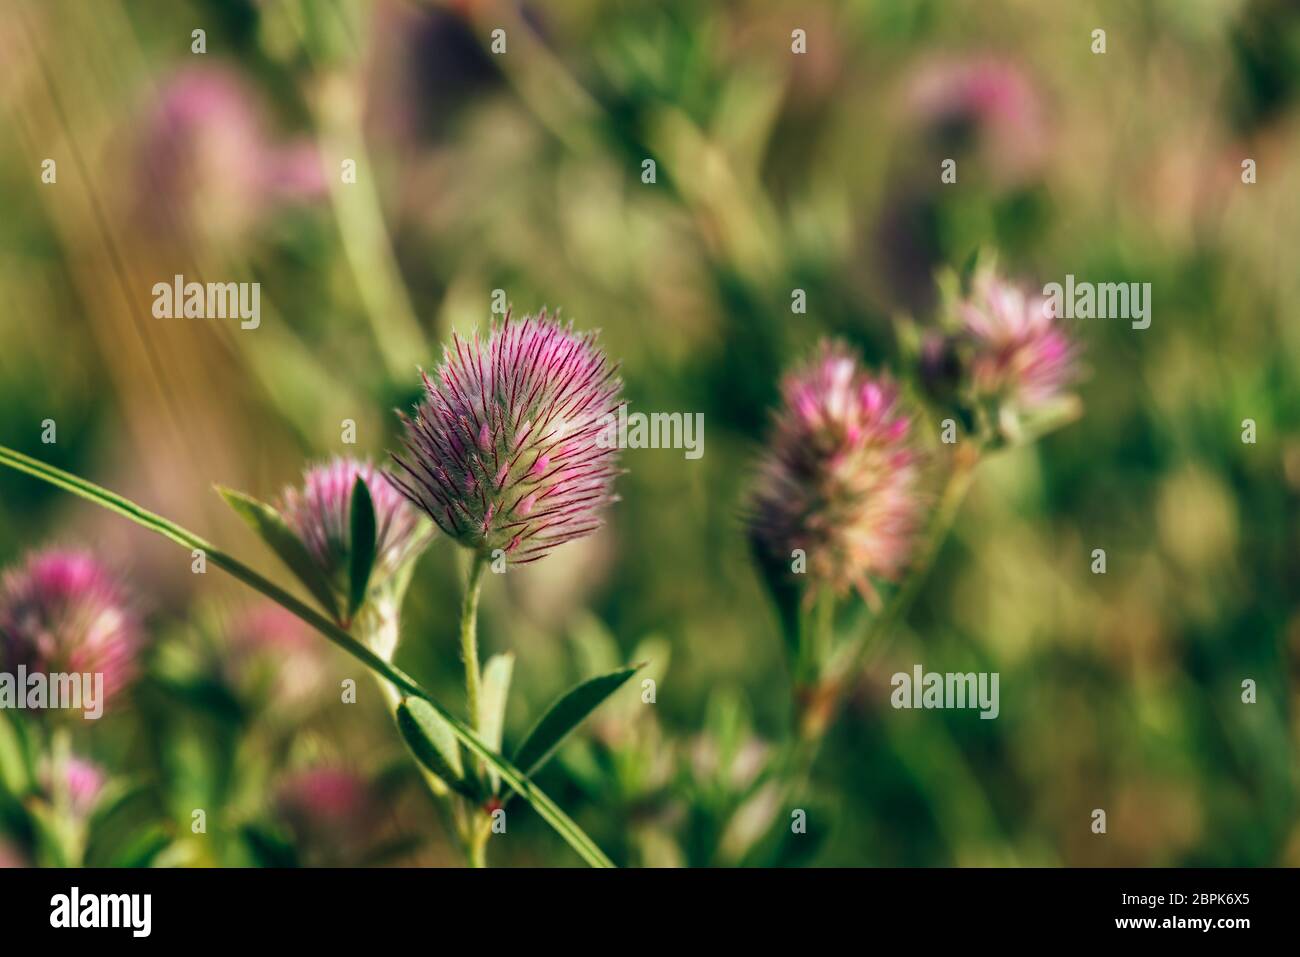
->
<box><xmin>1</xmin><ymin>0</ymin><xmax>1298</xmax><ymax>866</ymax></box>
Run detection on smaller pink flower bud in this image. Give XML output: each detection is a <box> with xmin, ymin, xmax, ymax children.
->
<box><xmin>278</xmin><ymin>457</ymin><xmax>428</xmax><ymax>599</ymax></box>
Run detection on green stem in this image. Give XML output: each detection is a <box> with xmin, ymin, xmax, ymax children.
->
<box><xmin>469</xmin><ymin>841</ymin><xmax>486</xmax><ymax>868</ymax></box>
<box><xmin>290</xmin><ymin>3</ymin><xmax>427</xmax><ymax>380</ymax></box>
<box><xmin>460</xmin><ymin>554</ymin><xmax>488</xmax><ymax>734</ymax></box>
<box><xmin>458</xmin><ymin>554</ymin><xmax>490</xmax><ymax>868</ymax></box>
<box><xmin>775</xmin><ymin>449</ymin><xmax>984</xmax><ymax>816</ymax></box>
<box><xmin>467</xmin><ymin>813</ymin><xmax>491</xmax><ymax>869</ymax></box>
<box><xmin>0</xmin><ymin>445</ymin><xmax>614</xmax><ymax>868</ymax></box>
<box><xmin>814</xmin><ymin>589</ymin><xmax>834</xmax><ymax>672</ymax></box>
<box><xmin>833</xmin><ymin>448</ymin><xmax>981</xmax><ymax>682</ymax></box>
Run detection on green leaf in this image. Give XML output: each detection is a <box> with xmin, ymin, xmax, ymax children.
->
<box><xmin>149</xmin><ymin>674</ymin><xmax>247</xmax><ymax>726</ymax></box>
<box><xmin>241</xmin><ymin>824</ymin><xmax>299</xmax><ymax>868</ymax></box>
<box><xmin>396</xmin><ymin>697</ymin><xmax>473</xmax><ymax>797</ymax></box>
<box><xmin>0</xmin><ymin>445</ymin><xmax>615</xmax><ymax>868</ymax></box>
<box><xmin>766</xmin><ymin>800</ymin><xmax>834</xmax><ymax>868</ymax></box>
<box><xmin>109</xmin><ymin>826</ymin><xmax>174</xmax><ymax>869</ymax></box>
<box><xmin>479</xmin><ymin>653</ymin><xmax>514</xmax><ymax>793</ymax></box>
<box><xmin>0</xmin><ymin>713</ymin><xmax>32</xmax><ymax>796</ymax></box>
<box><xmin>347</xmin><ymin>476</ymin><xmax>377</xmax><ymax>621</ymax></box>
<box><xmin>86</xmin><ymin>779</ymin><xmax>149</xmax><ymax>836</ymax></box>
<box><xmin>514</xmin><ymin>665</ymin><xmax>640</xmax><ymax>778</ymax></box>
<box><xmin>217</xmin><ymin>486</ymin><xmax>340</xmax><ymax>622</ymax></box>
<box><xmin>83</xmin><ymin>780</ymin><xmax>155</xmax><ymax>867</ymax></box>
<box><xmin>27</xmin><ymin>801</ymin><xmax>72</xmax><ymax>867</ymax></box>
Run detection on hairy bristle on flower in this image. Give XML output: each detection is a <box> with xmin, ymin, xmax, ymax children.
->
<box><xmin>0</xmin><ymin>549</ymin><xmax>143</xmax><ymax>707</ymax></box>
<box><xmin>391</xmin><ymin>310</ymin><xmax>623</xmax><ymax>565</ymax></box>
<box><xmin>748</xmin><ymin>343</ymin><xmax>925</xmax><ymax>599</ymax></box>
<box><xmin>959</xmin><ymin>271</ymin><xmax>1078</xmax><ymax>410</ymax></box>
<box><xmin>279</xmin><ymin>457</ymin><xmax>424</xmax><ymax>587</ymax></box>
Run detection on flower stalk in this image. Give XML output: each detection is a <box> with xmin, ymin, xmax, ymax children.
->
<box><xmin>459</xmin><ymin>554</ymin><xmax>488</xmax><ymax>741</ymax></box>
<box><xmin>772</xmin><ymin>445</ymin><xmax>983</xmax><ymax>829</ymax></box>
<box><xmin>454</xmin><ymin>551</ymin><xmax>495</xmax><ymax>866</ymax></box>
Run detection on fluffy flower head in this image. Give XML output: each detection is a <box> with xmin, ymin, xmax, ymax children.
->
<box><xmin>392</xmin><ymin>311</ymin><xmax>623</xmax><ymax>565</ymax></box>
<box><xmin>0</xmin><ymin>549</ymin><xmax>142</xmax><ymax>708</ymax></box>
<box><xmin>749</xmin><ymin>343</ymin><xmax>925</xmax><ymax>598</ymax></box>
<box><xmin>959</xmin><ymin>271</ymin><xmax>1077</xmax><ymax>410</ymax></box>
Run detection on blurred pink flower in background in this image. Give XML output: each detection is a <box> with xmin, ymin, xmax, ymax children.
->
<box><xmin>276</xmin><ymin>767</ymin><xmax>371</xmax><ymax>827</ymax></box>
<box><xmin>225</xmin><ymin>602</ymin><xmax>327</xmax><ymax>710</ymax></box>
<box><xmin>59</xmin><ymin>756</ymin><xmax>106</xmax><ymax>818</ymax></box>
<box><xmin>135</xmin><ymin>66</ymin><xmax>326</xmax><ymax>240</ymax></box>
<box><xmin>0</xmin><ymin>840</ymin><xmax>26</xmax><ymax>868</ymax></box>
<box><xmin>748</xmin><ymin>344</ymin><xmax>925</xmax><ymax>601</ymax></box>
<box><xmin>904</xmin><ymin>55</ymin><xmax>1047</xmax><ymax>183</ymax></box>
<box><xmin>0</xmin><ymin>549</ymin><xmax>143</xmax><ymax>710</ymax></box>
<box><xmin>275</xmin><ymin>767</ymin><xmax>379</xmax><ymax>864</ymax></box>
<box><xmin>228</xmin><ymin>602</ymin><xmax>315</xmax><ymax>655</ymax></box>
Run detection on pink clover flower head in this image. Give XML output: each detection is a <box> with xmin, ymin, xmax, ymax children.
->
<box><xmin>749</xmin><ymin>343</ymin><xmax>925</xmax><ymax>599</ymax></box>
<box><xmin>392</xmin><ymin>311</ymin><xmax>623</xmax><ymax>566</ymax></box>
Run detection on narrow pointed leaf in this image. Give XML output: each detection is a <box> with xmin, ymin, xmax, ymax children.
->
<box><xmin>240</xmin><ymin>824</ymin><xmax>299</xmax><ymax>868</ymax></box>
<box><xmin>0</xmin><ymin>713</ymin><xmax>32</xmax><ymax>795</ymax></box>
<box><xmin>514</xmin><ymin>665</ymin><xmax>640</xmax><ymax>777</ymax></box>
<box><xmin>0</xmin><ymin>445</ymin><xmax>616</xmax><ymax>868</ymax></box>
<box><xmin>217</xmin><ymin>486</ymin><xmax>339</xmax><ymax>622</ymax></box>
<box><xmin>396</xmin><ymin>698</ymin><xmax>475</xmax><ymax>797</ymax></box>
<box><xmin>114</xmin><ymin>829</ymin><xmax>174</xmax><ymax>868</ymax></box>
<box><xmin>479</xmin><ymin>653</ymin><xmax>514</xmax><ymax>793</ymax></box>
<box><xmin>347</xmin><ymin>476</ymin><xmax>377</xmax><ymax>621</ymax></box>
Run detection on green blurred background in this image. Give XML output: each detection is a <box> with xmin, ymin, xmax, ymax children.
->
<box><xmin>0</xmin><ymin>0</ymin><xmax>1297</xmax><ymax>866</ymax></box>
